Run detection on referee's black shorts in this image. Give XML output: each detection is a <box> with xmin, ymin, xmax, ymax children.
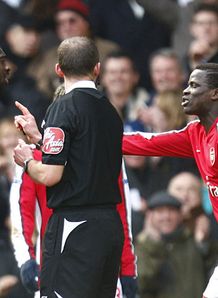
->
<box><xmin>40</xmin><ymin>206</ymin><xmax>124</xmax><ymax>298</ymax></box>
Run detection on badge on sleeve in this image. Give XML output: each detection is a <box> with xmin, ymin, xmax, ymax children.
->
<box><xmin>210</xmin><ymin>147</ymin><xmax>215</xmax><ymax>166</ymax></box>
<box><xmin>42</xmin><ymin>127</ymin><xmax>65</xmax><ymax>154</ymax></box>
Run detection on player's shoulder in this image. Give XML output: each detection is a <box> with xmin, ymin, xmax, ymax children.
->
<box><xmin>180</xmin><ymin>119</ymin><xmax>200</xmax><ymax>132</ymax></box>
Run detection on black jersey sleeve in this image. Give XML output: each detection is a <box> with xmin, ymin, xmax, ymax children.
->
<box><xmin>42</xmin><ymin>98</ymin><xmax>78</xmax><ymax>165</ymax></box>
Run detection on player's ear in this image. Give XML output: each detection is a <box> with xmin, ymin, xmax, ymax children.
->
<box><xmin>55</xmin><ymin>63</ymin><xmax>64</xmax><ymax>78</ymax></box>
<box><xmin>211</xmin><ymin>88</ymin><xmax>218</xmax><ymax>101</ymax></box>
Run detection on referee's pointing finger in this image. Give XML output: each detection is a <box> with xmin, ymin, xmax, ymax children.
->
<box><xmin>15</xmin><ymin>101</ymin><xmax>30</xmax><ymax>116</ymax></box>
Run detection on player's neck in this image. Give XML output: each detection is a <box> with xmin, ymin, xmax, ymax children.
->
<box><xmin>200</xmin><ymin>113</ymin><xmax>218</xmax><ymax>134</ymax></box>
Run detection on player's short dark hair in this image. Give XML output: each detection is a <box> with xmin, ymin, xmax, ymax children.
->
<box><xmin>58</xmin><ymin>36</ymin><xmax>99</xmax><ymax>77</ymax></box>
<box><xmin>196</xmin><ymin>63</ymin><xmax>218</xmax><ymax>89</ymax></box>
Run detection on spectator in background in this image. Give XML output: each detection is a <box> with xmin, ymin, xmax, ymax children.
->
<box><xmin>138</xmin><ymin>87</ymin><xmax>198</xmax><ymax>196</ymax></box>
<box><xmin>168</xmin><ymin>172</ymin><xmax>218</xmax><ymax>280</ymax></box>
<box><xmin>135</xmin><ymin>0</ymin><xmax>179</xmax><ymax>33</ymax></box>
<box><xmin>0</xmin><ymin>50</ymin><xmax>15</xmax><ymax>197</ymax></box>
<box><xmin>0</xmin><ymin>0</ymin><xmax>17</xmax><ymax>44</ymax></box>
<box><xmin>135</xmin><ymin>191</ymin><xmax>205</xmax><ymax>298</ymax></box>
<box><xmin>135</xmin><ymin>0</ymin><xmax>218</xmax><ymax>60</ymax></box>
<box><xmin>0</xmin><ymin>0</ymin><xmax>59</xmax><ymax>53</ymax></box>
<box><xmin>140</xmin><ymin>48</ymin><xmax>185</xmax><ymax>109</ymax></box>
<box><xmin>0</xmin><ymin>48</ymin><xmax>9</xmax><ymax>85</ymax></box>
<box><xmin>185</xmin><ymin>3</ymin><xmax>218</xmax><ymax>72</ymax></box>
<box><xmin>0</xmin><ymin>117</ymin><xmax>24</xmax><ymax>197</ymax></box>
<box><xmin>0</xmin><ymin>13</ymin><xmax>51</xmax><ymax>126</ymax></box>
<box><xmin>0</xmin><ymin>47</ymin><xmax>10</xmax><ymax>118</ymax></box>
<box><xmin>142</xmin><ymin>90</ymin><xmax>187</xmax><ymax>132</ymax></box>
<box><xmin>89</xmin><ymin>0</ymin><xmax>173</xmax><ymax>91</ymax></box>
<box><xmin>101</xmin><ymin>50</ymin><xmax>148</xmax><ymax>130</ymax></box>
<box><xmin>21</xmin><ymin>0</ymin><xmax>59</xmax><ymax>34</ymax></box>
<box><xmin>168</xmin><ymin>171</ymin><xmax>209</xmax><ymax>243</ymax></box>
<box><xmin>137</xmin><ymin>48</ymin><xmax>200</xmax><ymax>127</ymax></box>
<box><xmin>34</xmin><ymin>0</ymin><xmax>120</xmax><ymax>99</ymax></box>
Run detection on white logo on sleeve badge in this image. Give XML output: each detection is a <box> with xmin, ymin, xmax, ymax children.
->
<box><xmin>42</xmin><ymin>127</ymin><xmax>65</xmax><ymax>154</ymax></box>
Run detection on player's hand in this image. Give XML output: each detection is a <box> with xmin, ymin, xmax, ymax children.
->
<box><xmin>20</xmin><ymin>259</ymin><xmax>39</xmax><ymax>293</ymax></box>
<box><xmin>195</xmin><ymin>214</ymin><xmax>210</xmax><ymax>243</ymax></box>
<box><xmin>120</xmin><ymin>276</ymin><xmax>137</xmax><ymax>298</ymax></box>
<box><xmin>14</xmin><ymin>101</ymin><xmax>42</xmax><ymax>144</ymax></box>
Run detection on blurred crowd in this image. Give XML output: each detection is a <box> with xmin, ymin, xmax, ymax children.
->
<box><xmin>0</xmin><ymin>0</ymin><xmax>218</xmax><ymax>297</ymax></box>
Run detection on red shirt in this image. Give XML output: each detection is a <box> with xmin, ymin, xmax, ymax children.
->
<box><xmin>123</xmin><ymin>119</ymin><xmax>218</xmax><ymax>222</ymax></box>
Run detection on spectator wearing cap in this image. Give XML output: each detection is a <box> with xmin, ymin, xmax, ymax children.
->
<box><xmin>34</xmin><ymin>0</ymin><xmax>120</xmax><ymax>99</ymax></box>
<box><xmin>135</xmin><ymin>190</ymin><xmax>205</xmax><ymax>298</ymax></box>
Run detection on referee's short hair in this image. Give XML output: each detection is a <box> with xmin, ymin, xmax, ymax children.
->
<box><xmin>58</xmin><ymin>36</ymin><xmax>99</xmax><ymax>77</ymax></box>
<box><xmin>196</xmin><ymin>63</ymin><xmax>218</xmax><ymax>89</ymax></box>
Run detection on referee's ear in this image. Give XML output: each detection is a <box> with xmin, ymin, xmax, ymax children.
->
<box><xmin>55</xmin><ymin>63</ymin><xmax>64</xmax><ymax>78</ymax></box>
<box><xmin>93</xmin><ymin>62</ymin><xmax>100</xmax><ymax>79</ymax></box>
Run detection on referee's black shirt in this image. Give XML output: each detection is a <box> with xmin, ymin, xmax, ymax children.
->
<box><xmin>42</xmin><ymin>85</ymin><xmax>123</xmax><ymax>209</ymax></box>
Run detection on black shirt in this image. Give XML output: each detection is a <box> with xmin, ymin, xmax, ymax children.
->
<box><xmin>42</xmin><ymin>87</ymin><xmax>123</xmax><ymax>209</ymax></box>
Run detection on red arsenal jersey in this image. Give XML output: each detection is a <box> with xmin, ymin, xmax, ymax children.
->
<box><xmin>123</xmin><ymin>119</ymin><xmax>218</xmax><ymax>222</ymax></box>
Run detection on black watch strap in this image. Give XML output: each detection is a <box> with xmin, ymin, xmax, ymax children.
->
<box><xmin>23</xmin><ymin>157</ymin><xmax>34</xmax><ymax>173</ymax></box>
<box><xmin>35</xmin><ymin>139</ymin><xmax>43</xmax><ymax>150</ymax></box>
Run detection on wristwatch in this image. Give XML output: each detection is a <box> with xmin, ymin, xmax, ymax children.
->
<box><xmin>23</xmin><ymin>157</ymin><xmax>34</xmax><ymax>173</ymax></box>
<box><xmin>35</xmin><ymin>139</ymin><xmax>43</xmax><ymax>150</ymax></box>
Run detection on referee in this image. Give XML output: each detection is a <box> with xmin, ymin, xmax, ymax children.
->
<box><xmin>14</xmin><ymin>36</ymin><xmax>124</xmax><ymax>298</ymax></box>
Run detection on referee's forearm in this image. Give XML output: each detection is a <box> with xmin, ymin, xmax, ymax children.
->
<box><xmin>27</xmin><ymin>160</ymin><xmax>64</xmax><ymax>186</ymax></box>
<box><xmin>26</xmin><ymin>160</ymin><xmax>48</xmax><ymax>185</ymax></box>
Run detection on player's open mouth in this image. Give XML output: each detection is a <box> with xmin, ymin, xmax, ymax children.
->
<box><xmin>181</xmin><ymin>97</ymin><xmax>189</xmax><ymax>107</ymax></box>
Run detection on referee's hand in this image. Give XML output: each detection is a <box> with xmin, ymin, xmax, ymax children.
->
<box><xmin>14</xmin><ymin>101</ymin><xmax>42</xmax><ymax>144</ymax></box>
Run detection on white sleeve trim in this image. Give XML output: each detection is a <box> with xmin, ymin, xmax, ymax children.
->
<box><xmin>9</xmin><ymin>166</ymin><xmax>32</xmax><ymax>267</ymax></box>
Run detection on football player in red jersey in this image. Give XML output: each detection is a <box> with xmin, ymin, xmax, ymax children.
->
<box><xmin>122</xmin><ymin>63</ymin><xmax>218</xmax><ymax>298</ymax></box>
